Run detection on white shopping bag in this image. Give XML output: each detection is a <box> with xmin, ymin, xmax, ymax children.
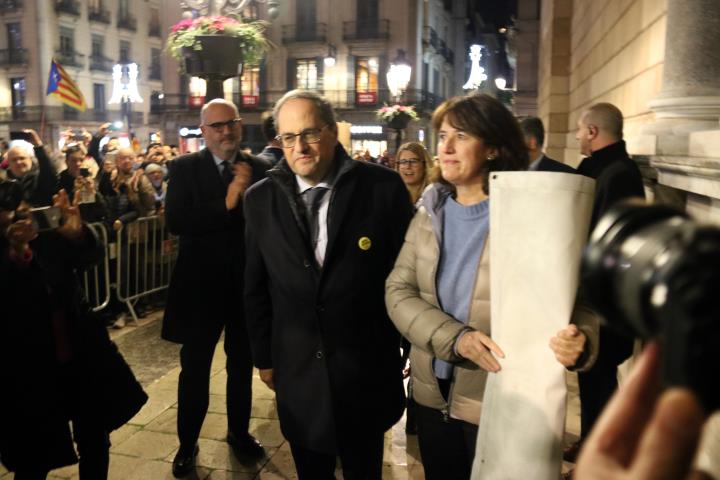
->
<box><xmin>472</xmin><ymin>171</ymin><xmax>595</xmax><ymax>480</ymax></box>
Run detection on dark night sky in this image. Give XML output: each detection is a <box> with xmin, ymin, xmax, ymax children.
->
<box><xmin>471</xmin><ymin>0</ymin><xmax>517</xmax><ymax>30</ymax></box>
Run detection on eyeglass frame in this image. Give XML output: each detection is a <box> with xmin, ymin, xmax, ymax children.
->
<box><xmin>275</xmin><ymin>125</ymin><xmax>329</xmax><ymax>148</ymax></box>
<box><xmin>203</xmin><ymin>118</ymin><xmax>242</xmax><ymax>132</ymax></box>
<box><xmin>396</xmin><ymin>158</ymin><xmax>423</xmax><ymax>167</ymax></box>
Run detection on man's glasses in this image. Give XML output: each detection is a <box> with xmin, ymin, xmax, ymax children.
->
<box><xmin>204</xmin><ymin>118</ymin><xmax>242</xmax><ymax>132</ymax></box>
<box><xmin>275</xmin><ymin>125</ymin><xmax>328</xmax><ymax>148</ymax></box>
<box><xmin>397</xmin><ymin>159</ymin><xmax>422</xmax><ymax>167</ymax></box>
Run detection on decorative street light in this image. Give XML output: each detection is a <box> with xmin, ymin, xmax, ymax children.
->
<box><xmin>387</xmin><ymin>49</ymin><xmax>412</xmax><ymax>102</ymax></box>
<box><xmin>463</xmin><ymin>44</ymin><xmax>487</xmax><ymax>90</ymax></box>
<box><xmin>108</xmin><ymin>63</ymin><xmax>143</xmax><ymax>141</ymax></box>
<box><xmin>181</xmin><ymin>0</ymin><xmax>281</xmax><ymax>20</ymax></box>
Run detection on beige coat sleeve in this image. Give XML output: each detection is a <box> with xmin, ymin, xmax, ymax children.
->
<box><xmin>385</xmin><ymin>212</ymin><xmax>471</xmax><ymax>363</ymax></box>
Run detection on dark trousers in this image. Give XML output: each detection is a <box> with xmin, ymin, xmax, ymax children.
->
<box><xmin>578</xmin><ymin>327</ymin><xmax>632</xmax><ymax>438</ymax></box>
<box><xmin>289</xmin><ymin>430</ymin><xmax>384</xmax><ymax>480</ymax></box>
<box><xmin>177</xmin><ymin>317</ymin><xmax>253</xmax><ymax>454</ymax></box>
<box><xmin>415</xmin><ymin>403</ymin><xmax>478</xmax><ymax>480</ymax></box>
<box><xmin>13</xmin><ymin>407</ymin><xmax>110</xmax><ymax>480</ymax></box>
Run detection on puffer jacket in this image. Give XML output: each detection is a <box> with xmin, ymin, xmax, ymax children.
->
<box><xmin>386</xmin><ymin>183</ymin><xmax>598</xmax><ymax>425</ymax></box>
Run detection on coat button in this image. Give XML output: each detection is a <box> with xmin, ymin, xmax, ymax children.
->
<box><xmin>303</xmin><ymin>259</ymin><xmax>311</xmax><ymax>268</ymax></box>
<box><xmin>315</xmin><ymin>350</ymin><xmax>324</xmax><ymax>359</ymax></box>
<box><xmin>316</xmin><ymin>304</ymin><xmax>325</xmax><ymax>312</ymax></box>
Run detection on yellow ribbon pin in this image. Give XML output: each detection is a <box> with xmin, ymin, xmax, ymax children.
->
<box><xmin>358</xmin><ymin>236</ymin><xmax>372</xmax><ymax>251</ymax></box>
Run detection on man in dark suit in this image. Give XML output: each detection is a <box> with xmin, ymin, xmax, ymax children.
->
<box><xmin>520</xmin><ymin>116</ymin><xmax>576</xmax><ymax>173</ymax></box>
<box><xmin>162</xmin><ymin>99</ymin><xmax>269</xmax><ymax>478</ymax></box>
<box><xmin>243</xmin><ymin>90</ymin><xmax>414</xmax><ymax>480</ymax></box>
<box><xmin>564</xmin><ymin>102</ymin><xmax>645</xmax><ymax>473</ymax></box>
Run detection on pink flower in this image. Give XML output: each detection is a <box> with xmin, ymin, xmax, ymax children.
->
<box><xmin>171</xmin><ymin>18</ymin><xmax>194</xmax><ymax>33</ymax></box>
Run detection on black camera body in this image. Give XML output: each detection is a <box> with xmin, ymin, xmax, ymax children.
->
<box><xmin>581</xmin><ymin>199</ymin><xmax>720</xmax><ymax>411</ymax></box>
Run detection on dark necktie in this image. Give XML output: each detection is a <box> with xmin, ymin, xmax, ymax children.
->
<box><xmin>304</xmin><ymin>186</ymin><xmax>329</xmax><ymax>248</ymax></box>
<box><xmin>221</xmin><ymin>160</ymin><xmax>233</xmax><ymax>186</ymax></box>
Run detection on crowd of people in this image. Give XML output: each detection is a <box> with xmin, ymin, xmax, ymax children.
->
<box><xmin>0</xmin><ymin>91</ymin><xmax>716</xmax><ymax>480</ymax></box>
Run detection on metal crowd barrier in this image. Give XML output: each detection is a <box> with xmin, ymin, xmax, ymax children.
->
<box><xmin>78</xmin><ymin>215</ymin><xmax>178</xmax><ymax>323</ymax></box>
<box><xmin>81</xmin><ymin>221</ymin><xmax>111</xmax><ymax>312</ymax></box>
<box><xmin>115</xmin><ymin>215</ymin><xmax>179</xmax><ymax>323</ymax></box>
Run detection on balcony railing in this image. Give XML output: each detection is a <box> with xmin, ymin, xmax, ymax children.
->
<box><xmin>89</xmin><ymin>55</ymin><xmax>115</xmax><ymax>72</ymax></box>
<box><xmin>88</xmin><ymin>6</ymin><xmax>111</xmax><ymax>24</ymax></box>
<box><xmin>0</xmin><ymin>48</ymin><xmax>28</xmax><ymax>66</ymax></box>
<box><xmin>0</xmin><ymin>106</ymin><xmax>143</xmax><ymax>123</ymax></box>
<box><xmin>55</xmin><ymin>50</ymin><xmax>85</xmax><ymax>68</ymax></box>
<box><xmin>0</xmin><ymin>0</ymin><xmax>23</xmax><ymax>13</ymax></box>
<box><xmin>282</xmin><ymin>23</ymin><xmax>327</xmax><ymax>44</ymax></box>
<box><xmin>149</xmin><ymin>88</ymin><xmax>444</xmax><ymax>115</ymax></box>
<box><xmin>343</xmin><ymin>19</ymin><xmax>390</xmax><ymax>41</ymax></box>
<box><xmin>117</xmin><ymin>13</ymin><xmax>137</xmax><ymax>31</ymax></box>
<box><xmin>148</xmin><ymin>21</ymin><xmax>162</xmax><ymax>38</ymax></box>
<box><xmin>55</xmin><ymin>0</ymin><xmax>80</xmax><ymax>16</ymax></box>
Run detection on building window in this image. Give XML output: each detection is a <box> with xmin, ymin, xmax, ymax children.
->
<box><xmin>6</xmin><ymin>23</ymin><xmax>22</xmax><ymax>49</ymax></box>
<box><xmin>11</xmin><ymin>77</ymin><xmax>26</xmax><ymax>107</ymax></box>
<box><xmin>354</xmin><ymin>57</ymin><xmax>379</xmax><ymax>105</ymax></box>
<box><xmin>94</xmin><ymin>83</ymin><xmax>106</xmax><ymax>111</ymax></box>
<box><xmin>296</xmin><ymin>59</ymin><xmax>318</xmax><ymax>90</ymax></box>
<box><xmin>240</xmin><ymin>65</ymin><xmax>260</xmax><ymax>107</ymax></box>
<box><xmin>60</xmin><ymin>27</ymin><xmax>74</xmax><ymax>54</ymax></box>
<box><xmin>119</xmin><ymin>0</ymin><xmax>129</xmax><ymax>17</ymax></box>
<box><xmin>92</xmin><ymin>35</ymin><xmax>104</xmax><ymax>57</ymax></box>
<box><xmin>119</xmin><ymin>40</ymin><xmax>131</xmax><ymax>63</ymax></box>
<box><xmin>150</xmin><ymin>48</ymin><xmax>162</xmax><ymax>80</ymax></box>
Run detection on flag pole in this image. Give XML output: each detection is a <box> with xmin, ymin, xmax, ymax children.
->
<box><xmin>39</xmin><ymin>102</ymin><xmax>46</xmax><ymax>140</ymax></box>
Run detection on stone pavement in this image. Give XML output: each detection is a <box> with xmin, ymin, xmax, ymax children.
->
<box><xmin>0</xmin><ymin>311</ymin><xmax>581</xmax><ymax>479</ymax></box>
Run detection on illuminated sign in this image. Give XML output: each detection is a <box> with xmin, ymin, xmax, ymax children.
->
<box><xmin>356</xmin><ymin>91</ymin><xmax>378</xmax><ymax>105</ymax></box>
<box><xmin>350</xmin><ymin>125</ymin><xmax>384</xmax><ymax>135</ymax></box>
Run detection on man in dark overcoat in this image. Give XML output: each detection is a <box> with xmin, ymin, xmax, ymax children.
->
<box><xmin>243</xmin><ymin>90</ymin><xmax>414</xmax><ymax>480</ymax></box>
<box><xmin>162</xmin><ymin>99</ymin><xmax>269</xmax><ymax>477</ymax></box>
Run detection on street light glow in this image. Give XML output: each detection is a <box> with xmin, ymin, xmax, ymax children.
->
<box><xmin>495</xmin><ymin>77</ymin><xmax>507</xmax><ymax>90</ymax></box>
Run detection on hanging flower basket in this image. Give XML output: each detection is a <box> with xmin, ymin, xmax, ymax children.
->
<box><xmin>166</xmin><ymin>16</ymin><xmax>270</xmax><ymax>75</ymax></box>
<box><xmin>376</xmin><ymin>104</ymin><xmax>419</xmax><ymax>129</ymax></box>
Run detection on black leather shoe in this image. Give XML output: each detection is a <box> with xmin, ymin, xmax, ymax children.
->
<box><xmin>227</xmin><ymin>432</ymin><xmax>265</xmax><ymax>461</ymax></box>
<box><xmin>172</xmin><ymin>445</ymin><xmax>198</xmax><ymax>478</ymax></box>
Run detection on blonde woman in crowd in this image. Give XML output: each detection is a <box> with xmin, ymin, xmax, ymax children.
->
<box><xmin>396</xmin><ymin>141</ymin><xmax>434</xmax><ymax>207</ymax></box>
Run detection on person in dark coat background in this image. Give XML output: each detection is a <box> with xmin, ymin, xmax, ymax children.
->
<box><xmin>520</xmin><ymin>116</ymin><xmax>577</xmax><ymax>173</ymax></box>
<box><xmin>162</xmin><ymin>99</ymin><xmax>270</xmax><ymax>478</ymax></box>
<box><xmin>0</xmin><ymin>182</ymin><xmax>147</xmax><ymax>480</ymax></box>
<box><xmin>563</xmin><ymin>102</ymin><xmax>646</xmax><ymax>474</ymax></box>
<box><xmin>243</xmin><ymin>90</ymin><xmax>414</xmax><ymax>480</ymax></box>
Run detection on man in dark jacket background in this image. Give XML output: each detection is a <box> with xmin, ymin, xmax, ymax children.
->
<box><xmin>520</xmin><ymin>116</ymin><xmax>576</xmax><ymax>173</ymax></box>
<box><xmin>564</xmin><ymin>102</ymin><xmax>646</xmax><ymax>470</ymax></box>
<box><xmin>162</xmin><ymin>99</ymin><xmax>269</xmax><ymax>478</ymax></box>
<box><xmin>243</xmin><ymin>90</ymin><xmax>414</xmax><ymax>480</ymax></box>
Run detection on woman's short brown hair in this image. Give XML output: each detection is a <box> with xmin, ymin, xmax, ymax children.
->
<box><xmin>431</xmin><ymin>93</ymin><xmax>529</xmax><ymax>193</ymax></box>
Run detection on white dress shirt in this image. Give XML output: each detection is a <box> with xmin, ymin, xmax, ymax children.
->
<box><xmin>296</xmin><ymin>175</ymin><xmax>332</xmax><ymax>267</ymax></box>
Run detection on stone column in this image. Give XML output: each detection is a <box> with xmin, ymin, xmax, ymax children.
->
<box><xmin>648</xmin><ymin>0</ymin><xmax>720</xmax><ymax>125</ymax></box>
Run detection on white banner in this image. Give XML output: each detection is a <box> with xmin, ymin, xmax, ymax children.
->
<box><xmin>472</xmin><ymin>171</ymin><xmax>595</xmax><ymax>480</ymax></box>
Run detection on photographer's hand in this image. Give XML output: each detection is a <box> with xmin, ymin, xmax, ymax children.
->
<box><xmin>575</xmin><ymin>343</ymin><xmax>706</xmax><ymax>480</ymax></box>
<box><xmin>23</xmin><ymin>129</ymin><xmax>42</xmax><ymax>147</ymax></box>
<box><xmin>54</xmin><ymin>189</ymin><xmax>84</xmax><ymax>242</ymax></box>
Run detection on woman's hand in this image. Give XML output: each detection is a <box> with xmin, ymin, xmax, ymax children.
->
<box><xmin>54</xmin><ymin>189</ymin><xmax>83</xmax><ymax>241</ymax></box>
<box><xmin>549</xmin><ymin>324</ymin><xmax>587</xmax><ymax>367</ymax></box>
<box><xmin>457</xmin><ymin>331</ymin><xmax>505</xmax><ymax>373</ymax></box>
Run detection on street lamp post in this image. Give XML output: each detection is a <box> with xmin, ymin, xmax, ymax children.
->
<box><xmin>386</xmin><ymin>49</ymin><xmax>413</xmax><ymax>154</ymax></box>
<box><xmin>109</xmin><ymin>63</ymin><xmax>143</xmax><ymax>144</ymax></box>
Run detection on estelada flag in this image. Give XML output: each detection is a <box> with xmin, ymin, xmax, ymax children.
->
<box><xmin>47</xmin><ymin>58</ymin><xmax>87</xmax><ymax>111</ymax></box>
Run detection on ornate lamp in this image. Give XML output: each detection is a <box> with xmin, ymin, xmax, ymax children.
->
<box><xmin>181</xmin><ymin>0</ymin><xmax>281</xmax><ymax>20</ymax></box>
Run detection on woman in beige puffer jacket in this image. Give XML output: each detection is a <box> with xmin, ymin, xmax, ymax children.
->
<box><xmin>385</xmin><ymin>94</ymin><xmax>598</xmax><ymax>480</ymax></box>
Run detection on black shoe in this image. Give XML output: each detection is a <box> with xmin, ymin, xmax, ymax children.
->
<box><xmin>227</xmin><ymin>432</ymin><xmax>265</xmax><ymax>462</ymax></box>
<box><xmin>172</xmin><ymin>445</ymin><xmax>198</xmax><ymax>478</ymax></box>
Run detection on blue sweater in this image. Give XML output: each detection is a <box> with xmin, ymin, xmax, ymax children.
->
<box><xmin>434</xmin><ymin>196</ymin><xmax>490</xmax><ymax>380</ymax></box>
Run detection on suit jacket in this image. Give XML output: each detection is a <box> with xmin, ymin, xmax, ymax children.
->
<box><xmin>536</xmin><ymin>155</ymin><xmax>576</xmax><ymax>174</ymax></box>
<box><xmin>243</xmin><ymin>146</ymin><xmax>414</xmax><ymax>453</ymax></box>
<box><xmin>162</xmin><ymin>148</ymin><xmax>269</xmax><ymax>343</ymax></box>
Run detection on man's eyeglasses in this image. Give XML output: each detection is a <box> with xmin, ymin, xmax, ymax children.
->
<box><xmin>275</xmin><ymin>125</ymin><xmax>328</xmax><ymax>148</ymax></box>
<box><xmin>204</xmin><ymin>118</ymin><xmax>242</xmax><ymax>132</ymax></box>
<box><xmin>397</xmin><ymin>159</ymin><xmax>422</xmax><ymax>167</ymax></box>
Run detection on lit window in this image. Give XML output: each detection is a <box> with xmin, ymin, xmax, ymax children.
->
<box><xmin>296</xmin><ymin>59</ymin><xmax>317</xmax><ymax>89</ymax></box>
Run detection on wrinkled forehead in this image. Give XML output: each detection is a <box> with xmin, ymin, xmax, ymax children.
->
<box><xmin>8</xmin><ymin>147</ymin><xmax>31</xmax><ymax>160</ymax></box>
<box><xmin>202</xmin><ymin>103</ymin><xmax>238</xmax><ymax>124</ymax></box>
<box><xmin>277</xmin><ymin>99</ymin><xmax>323</xmax><ymax>133</ymax></box>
